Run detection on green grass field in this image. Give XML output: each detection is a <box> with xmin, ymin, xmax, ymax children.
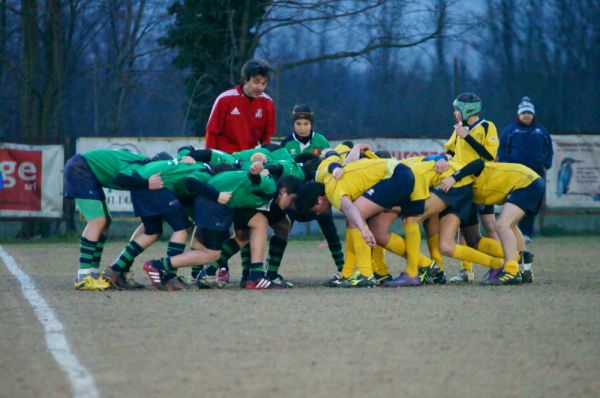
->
<box><xmin>1</xmin><ymin>237</ymin><xmax>599</xmax><ymax>397</ymax></box>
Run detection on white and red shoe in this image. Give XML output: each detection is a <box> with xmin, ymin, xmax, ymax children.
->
<box><xmin>245</xmin><ymin>277</ymin><xmax>284</xmax><ymax>290</ymax></box>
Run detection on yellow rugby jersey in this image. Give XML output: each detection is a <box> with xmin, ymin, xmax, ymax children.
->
<box><xmin>444</xmin><ymin>119</ymin><xmax>499</xmax><ymax>166</ymax></box>
<box><xmin>315</xmin><ymin>144</ymin><xmax>353</xmax><ymax>183</ymax></box>
<box><xmin>400</xmin><ymin>156</ymin><xmax>424</xmax><ymax>166</ymax></box>
<box><xmin>409</xmin><ymin>160</ymin><xmax>472</xmax><ymax>189</ymax></box>
<box><xmin>472</xmin><ymin>162</ymin><xmax>541</xmax><ymax>205</ymax></box>
<box><xmin>321</xmin><ymin>158</ymin><xmax>398</xmax><ymax>209</ymax></box>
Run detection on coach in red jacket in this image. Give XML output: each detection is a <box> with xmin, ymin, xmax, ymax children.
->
<box><xmin>205</xmin><ymin>59</ymin><xmax>276</xmax><ymax>153</ymax></box>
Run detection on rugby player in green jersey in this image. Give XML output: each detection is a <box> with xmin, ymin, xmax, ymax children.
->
<box><xmin>63</xmin><ymin>149</ymin><xmax>162</xmax><ymax>290</ymax></box>
<box><xmin>104</xmin><ymin>156</ymin><xmax>219</xmax><ymax>290</ymax></box>
<box><xmin>142</xmin><ymin>161</ymin><xmax>299</xmax><ymax>290</ymax></box>
<box><xmin>281</xmin><ymin>105</ymin><xmax>330</xmax><ymax>158</ymax></box>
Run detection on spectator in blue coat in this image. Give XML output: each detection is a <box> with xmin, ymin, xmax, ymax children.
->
<box><xmin>499</xmin><ymin>96</ymin><xmax>553</xmax><ymax>242</ymax></box>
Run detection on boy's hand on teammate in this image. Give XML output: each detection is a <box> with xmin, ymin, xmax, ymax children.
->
<box><xmin>180</xmin><ymin>155</ymin><xmax>196</xmax><ymax>164</ymax></box>
<box><xmin>250</xmin><ymin>161</ymin><xmax>264</xmax><ymax>174</ymax></box>
<box><xmin>361</xmin><ymin>228</ymin><xmax>377</xmax><ymax>247</ymax></box>
<box><xmin>434</xmin><ymin>159</ymin><xmax>449</xmax><ymax>173</ymax></box>
<box><xmin>437</xmin><ymin>176</ymin><xmax>456</xmax><ymax>192</ymax></box>
<box><xmin>332</xmin><ymin>167</ymin><xmax>344</xmax><ymax>180</ymax></box>
<box><xmin>217</xmin><ymin>192</ymin><xmax>232</xmax><ymax>205</ymax></box>
<box><xmin>148</xmin><ymin>172</ymin><xmax>164</xmax><ymax>190</ymax></box>
<box><xmin>359</xmin><ymin>144</ymin><xmax>372</xmax><ymax>152</ymax></box>
<box><xmin>455</xmin><ymin>124</ymin><xmax>469</xmax><ymax>138</ymax></box>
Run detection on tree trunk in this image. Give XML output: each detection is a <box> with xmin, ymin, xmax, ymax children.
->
<box><xmin>20</xmin><ymin>0</ymin><xmax>42</xmax><ymax>140</ymax></box>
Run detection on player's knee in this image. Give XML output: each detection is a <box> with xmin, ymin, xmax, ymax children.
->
<box><xmin>438</xmin><ymin>240</ymin><xmax>455</xmax><ymax>257</ymax></box>
<box><xmin>495</xmin><ymin>219</ymin><xmax>511</xmax><ymax>232</ymax></box>
<box><xmin>171</xmin><ymin>229</ymin><xmax>188</xmax><ymax>241</ymax></box>
<box><xmin>205</xmin><ymin>249</ymin><xmax>221</xmax><ymax>263</ymax></box>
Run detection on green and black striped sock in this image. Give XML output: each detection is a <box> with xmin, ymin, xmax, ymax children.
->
<box><xmin>153</xmin><ymin>257</ymin><xmax>176</xmax><ymax>280</ymax></box>
<box><xmin>112</xmin><ymin>240</ymin><xmax>144</xmax><ymax>272</ymax></box>
<box><xmin>78</xmin><ymin>237</ymin><xmax>97</xmax><ymax>276</ymax></box>
<box><xmin>206</xmin><ymin>238</ymin><xmax>240</xmax><ymax>276</ymax></box>
<box><xmin>266</xmin><ymin>236</ymin><xmax>288</xmax><ymax>279</ymax></box>
<box><xmin>167</xmin><ymin>241</ymin><xmax>186</xmax><ymax>257</ymax></box>
<box><xmin>248</xmin><ymin>262</ymin><xmax>264</xmax><ymax>281</ymax></box>
<box><xmin>91</xmin><ymin>234</ymin><xmax>107</xmax><ymax>270</ymax></box>
<box><xmin>328</xmin><ymin>240</ymin><xmax>344</xmax><ymax>272</ymax></box>
<box><xmin>241</xmin><ymin>245</ymin><xmax>251</xmax><ymax>280</ymax></box>
<box><xmin>191</xmin><ymin>264</ymin><xmax>203</xmax><ymax>279</ymax></box>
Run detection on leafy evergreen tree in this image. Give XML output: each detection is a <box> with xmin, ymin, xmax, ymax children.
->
<box><xmin>160</xmin><ymin>0</ymin><xmax>270</xmax><ymax>133</ymax></box>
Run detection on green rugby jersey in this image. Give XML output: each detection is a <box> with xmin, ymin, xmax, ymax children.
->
<box><xmin>281</xmin><ymin>131</ymin><xmax>330</xmax><ymax>158</ymax></box>
<box><xmin>275</xmin><ymin>160</ymin><xmax>305</xmax><ymax>180</ymax></box>
<box><xmin>208</xmin><ymin>171</ymin><xmax>276</xmax><ymax>208</ymax></box>
<box><xmin>177</xmin><ymin>147</ymin><xmax>238</xmax><ymax>168</ymax></box>
<box><xmin>133</xmin><ymin>159</ymin><xmax>212</xmax><ymax>196</ymax></box>
<box><xmin>82</xmin><ymin>149</ymin><xmax>148</xmax><ymax>190</ymax></box>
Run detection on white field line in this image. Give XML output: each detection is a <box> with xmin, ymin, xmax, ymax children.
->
<box><xmin>0</xmin><ymin>245</ymin><xmax>100</xmax><ymax>398</ymax></box>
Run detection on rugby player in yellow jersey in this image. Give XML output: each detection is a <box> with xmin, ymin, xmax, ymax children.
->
<box><xmin>315</xmin><ymin>143</ymin><xmax>394</xmax><ymax>286</ymax></box>
<box><xmin>436</xmin><ymin>93</ymin><xmax>501</xmax><ymax>283</ymax></box>
<box><xmin>396</xmin><ymin>158</ymin><xmax>506</xmax><ymax>284</ymax></box>
<box><xmin>438</xmin><ymin>160</ymin><xmax>544</xmax><ymax>285</ymax></box>
<box><xmin>296</xmin><ymin>144</ymin><xmax>431</xmax><ymax>287</ymax></box>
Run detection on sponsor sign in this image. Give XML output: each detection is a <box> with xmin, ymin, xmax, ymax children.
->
<box><xmin>0</xmin><ymin>143</ymin><xmax>64</xmax><ymax>218</ymax></box>
<box><xmin>546</xmin><ymin>135</ymin><xmax>600</xmax><ymax>208</ymax></box>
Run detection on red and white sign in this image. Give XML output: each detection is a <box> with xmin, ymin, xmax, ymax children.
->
<box><xmin>0</xmin><ymin>143</ymin><xmax>64</xmax><ymax>218</ymax></box>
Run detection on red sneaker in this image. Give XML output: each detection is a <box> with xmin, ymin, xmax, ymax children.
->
<box><xmin>143</xmin><ymin>260</ymin><xmax>165</xmax><ymax>290</ymax></box>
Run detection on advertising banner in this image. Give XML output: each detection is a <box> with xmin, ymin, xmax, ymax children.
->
<box><xmin>546</xmin><ymin>135</ymin><xmax>600</xmax><ymax>209</ymax></box>
<box><xmin>0</xmin><ymin>143</ymin><xmax>64</xmax><ymax>218</ymax></box>
<box><xmin>330</xmin><ymin>138</ymin><xmax>447</xmax><ymax>159</ymax></box>
<box><xmin>76</xmin><ymin>137</ymin><xmax>203</xmax><ymax>212</ymax></box>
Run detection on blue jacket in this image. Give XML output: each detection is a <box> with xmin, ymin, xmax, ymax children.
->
<box><xmin>499</xmin><ymin>118</ymin><xmax>553</xmax><ymax>176</ymax></box>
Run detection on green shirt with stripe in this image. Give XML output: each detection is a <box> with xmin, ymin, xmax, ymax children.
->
<box><xmin>208</xmin><ymin>171</ymin><xmax>276</xmax><ymax>209</ymax></box>
<box><xmin>82</xmin><ymin>149</ymin><xmax>148</xmax><ymax>190</ymax></box>
<box><xmin>133</xmin><ymin>160</ymin><xmax>212</xmax><ymax>196</ymax></box>
<box><xmin>281</xmin><ymin>131</ymin><xmax>330</xmax><ymax>158</ymax></box>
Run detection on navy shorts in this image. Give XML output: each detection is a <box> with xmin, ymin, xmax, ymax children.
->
<box><xmin>63</xmin><ymin>154</ymin><xmax>105</xmax><ymax>200</ymax></box>
<box><xmin>362</xmin><ymin>164</ymin><xmax>415</xmax><ymax>209</ymax></box>
<box><xmin>433</xmin><ymin>184</ymin><xmax>473</xmax><ymax>222</ymax></box>
<box><xmin>507</xmin><ymin>178</ymin><xmax>545</xmax><ymax>215</ymax></box>
<box><xmin>194</xmin><ymin>195</ymin><xmax>233</xmax><ymax>231</ymax></box>
<box><xmin>194</xmin><ymin>227</ymin><xmax>231</xmax><ymax>251</ymax></box>
<box><xmin>478</xmin><ymin>204</ymin><xmax>495</xmax><ymax>215</ymax></box>
<box><xmin>400</xmin><ymin>199</ymin><xmax>425</xmax><ymax>217</ymax></box>
<box><xmin>233</xmin><ymin>202</ymin><xmax>286</xmax><ymax>230</ymax></box>
<box><xmin>462</xmin><ymin>203</ymin><xmax>479</xmax><ymax>227</ymax></box>
<box><xmin>141</xmin><ymin>208</ymin><xmax>191</xmax><ymax>235</ymax></box>
<box><xmin>131</xmin><ymin>188</ymin><xmax>182</xmax><ymax>217</ymax></box>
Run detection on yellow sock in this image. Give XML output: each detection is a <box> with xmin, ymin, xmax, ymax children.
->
<box><xmin>477</xmin><ymin>237</ymin><xmax>504</xmax><ymax>258</ymax></box>
<box><xmin>342</xmin><ymin>228</ymin><xmax>356</xmax><ymax>278</ymax></box>
<box><xmin>426</xmin><ymin>234</ymin><xmax>444</xmax><ymax>271</ymax></box>
<box><xmin>384</xmin><ymin>233</ymin><xmax>406</xmax><ymax>256</ymax></box>
<box><xmin>349</xmin><ymin>228</ymin><xmax>373</xmax><ymax>277</ymax></box>
<box><xmin>504</xmin><ymin>260</ymin><xmax>519</xmax><ymax>275</ymax></box>
<box><xmin>452</xmin><ymin>245</ymin><xmax>503</xmax><ymax>269</ymax></box>
<box><xmin>404</xmin><ymin>223</ymin><xmax>421</xmax><ymax>277</ymax></box>
<box><xmin>372</xmin><ymin>246</ymin><xmax>389</xmax><ymax>276</ymax></box>
<box><xmin>461</xmin><ymin>261</ymin><xmax>474</xmax><ymax>273</ymax></box>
